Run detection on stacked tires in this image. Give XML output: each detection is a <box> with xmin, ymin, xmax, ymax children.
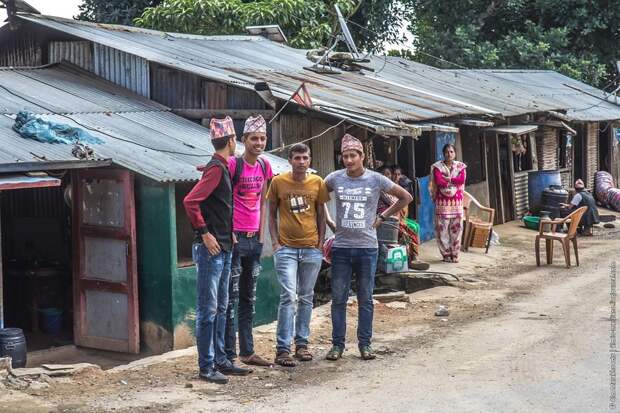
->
<box><xmin>595</xmin><ymin>171</ymin><xmax>620</xmax><ymax>211</ymax></box>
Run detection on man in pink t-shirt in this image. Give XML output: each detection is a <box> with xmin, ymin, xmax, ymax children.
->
<box><xmin>224</xmin><ymin>115</ymin><xmax>274</xmax><ymax>369</ymax></box>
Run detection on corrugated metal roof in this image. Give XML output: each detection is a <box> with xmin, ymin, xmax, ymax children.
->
<box><xmin>13</xmin><ymin>14</ymin><xmax>498</xmax><ymax>130</ymax></box>
<box><xmin>364</xmin><ymin>57</ymin><xmax>564</xmax><ymax>117</ymax></box>
<box><xmin>456</xmin><ymin>69</ymin><xmax>620</xmax><ymax>121</ymax></box>
<box><xmin>12</xmin><ymin>13</ymin><xmax>620</xmax><ymax>125</ymax></box>
<box><xmin>0</xmin><ymin>64</ymin><xmax>291</xmax><ymax>180</ymax></box>
<box><xmin>0</xmin><ymin>64</ymin><xmax>165</xmax><ymax>114</ymax></box>
<box><xmin>365</xmin><ymin>57</ymin><xmax>620</xmax><ymax>121</ymax></box>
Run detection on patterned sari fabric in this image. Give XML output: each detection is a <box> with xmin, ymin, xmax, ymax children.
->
<box><xmin>430</xmin><ymin>161</ymin><xmax>467</xmax><ymax>260</ymax></box>
<box><xmin>434</xmin><ymin>217</ymin><xmax>463</xmax><ymax>259</ymax></box>
<box><xmin>398</xmin><ymin>219</ymin><xmax>420</xmax><ymax>261</ymax></box>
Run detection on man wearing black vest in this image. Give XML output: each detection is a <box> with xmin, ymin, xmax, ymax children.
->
<box><xmin>183</xmin><ymin>116</ymin><xmax>246</xmax><ymax>384</ymax></box>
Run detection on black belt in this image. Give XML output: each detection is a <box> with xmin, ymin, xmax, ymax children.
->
<box><xmin>236</xmin><ymin>231</ymin><xmax>257</xmax><ymax>238</ymax></box>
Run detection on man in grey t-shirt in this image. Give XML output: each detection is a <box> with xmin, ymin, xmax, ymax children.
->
<box><xmin>328</xmin><ymin>169</ymin><xmax>393</xmax><ymax>247</ymax></box>
<box><xmin>324</xmin><ymin>134</ymin><xmax>412</xmax><ymax>361</ymax></box>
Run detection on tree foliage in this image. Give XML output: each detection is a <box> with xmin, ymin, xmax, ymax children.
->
<box><xmin>134</xmin><ymin>0</ymin><xmax>403</xmax><ymax>51</ymax></box>
<box><xmin>77</xmin><ymin>0</ymin><xmax>162</xmax><ymax>25</ymax></box>
<box><xmin>405</xmin><ymin>0</ymin><xmax>620</xmax><ymax>88</ymax></box>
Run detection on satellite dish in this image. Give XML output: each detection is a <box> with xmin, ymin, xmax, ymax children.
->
<box><xmin>335</xmin><ymin>4</ymin><xmax>360</xmax><ymax>58</ymax></box>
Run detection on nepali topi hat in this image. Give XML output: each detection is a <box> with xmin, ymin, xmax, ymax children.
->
<box><xmin>341</xmin><ymin>133</ymin><xmax>363</xmax><ymax>154</ymax></box>
<box><xmin>209</xmin><ymin>116</ymin><xmax>236</xmax><ymax>139</ymax></box>
<box><xmin>243</xmin><ymin>115</ymin><xmax>267</xmax><ymax>135</ymax></box>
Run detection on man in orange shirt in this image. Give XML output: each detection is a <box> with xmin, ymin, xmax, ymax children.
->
<box><xmin>267</xmin><ymin>143</ymin><xmax>329</xmax><ymax>367</ymax></box>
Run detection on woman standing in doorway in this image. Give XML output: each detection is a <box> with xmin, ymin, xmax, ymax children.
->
<box><xmin>430</xmin><ymin>144</ymin><xmax>467</xmax><ymax>263</ymax></box>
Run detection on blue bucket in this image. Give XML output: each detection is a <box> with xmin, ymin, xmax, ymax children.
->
<box><xmin>38</xmin><ymin>308</ymin><xmax>63</xmax><ymax>336</ymax></box>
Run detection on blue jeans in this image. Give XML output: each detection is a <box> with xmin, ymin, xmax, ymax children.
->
<box><xmin>330</xmin><ymin>247</ymin><xmax>378</xmax><ymax>350</ymax></box>
<box><xmin>274</xmin><ymin>246</ymin><xmax>323</xmax><ymax>354</ymax></box>
<box><xmin>193</xmin><ymin>243</ymin><xmax>232</xmax><ymax>372</ymax></box>
<box><xmin>225</xmin><ymin>234</ymin><xmax>262</xmax><ymax>360</ymax></box>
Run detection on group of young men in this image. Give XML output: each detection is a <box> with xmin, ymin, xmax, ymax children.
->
<box><xmin>183</xmin><ymin>116</ymin><xmax>412</xmax><ymax>384</ymax></box>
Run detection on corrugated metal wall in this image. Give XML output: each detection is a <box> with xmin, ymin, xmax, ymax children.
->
<box><xmin>49</xmin><ymin>41</ymin><xmax>94</xmax><ymax>71</ymax></box>
<box><xmin>150</xmin><ymin>64</ymin><xmax>202</xmax><ymax>108</ymax></box>
<box><xmin>277</xmin><ymin>113</ymin><xmax>311</xmax><ymax>150</ymax></box>
<box><xmin>310</xmin><ymin>118</ymin><xmax>338</xmax><ymax>178</ymax></box>
<box><xmin>585</xmin><ymin>122</ymin><xmax>599</xmax><ymax>189</ymax></box>
<box><xmin>536</xmin><ymin>126</ymin><xmax>558</xmax><ymax>170</ymax></box>
<box><xmin>513</xmin><ymin>171</ymin><xmax>528</xmax><ymax>218</ymax></box>
<box><xmin>560</xmin><ymin>169</ymin><xmax>572</xmax><ymax>189</ymax></box>
<box><xmin>0</xmin><ymin>31</ymin><xmax>42</xmax><ymax>67</ymax></box>
<box><xmin>93</xmin><ymin>44</ymin><xmax>150</xmax><ymax>97</ymax></box>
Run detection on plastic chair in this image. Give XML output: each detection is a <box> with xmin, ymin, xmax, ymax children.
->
<box><xmin>462</xmin><ymin>191</ymin><xmax>495</xmax><ymax>253</ymax></box>
<box><xmin>535</xmin><ymin>206</ymin><xmax>587</xmax><ymax>268</ymax></box>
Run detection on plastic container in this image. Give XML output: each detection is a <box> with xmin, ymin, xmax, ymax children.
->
<box><xmin>0</xmin><ymin>328</ymin><xmax>27</xmax><ymax>368</ymax></box>
<box><xmin>377</xmin><ymin>217</ymin><xmax>399</xmax><ymax>244</ymax></box>
<box><xmin>541</xmin><ymin>185</ymin><xmax>568</xmax><ymax>218</ymax></box>
<box><xmin>38</xmin><ymin>308</ymin><xmax>63</xmax><ymax>336</ymax></box>
<box><xmin>528</xmin><ymin>170</ymin><xmax>562</xmax><ymax>214</ymax></box>
<box><xmin>523</xmin><ymin>215</ymin><xmax>540</xmax><ymax>230</ymax></box>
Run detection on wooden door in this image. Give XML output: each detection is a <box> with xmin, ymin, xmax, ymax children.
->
<box><xmin>72</xmin><ymin>169</ymin><xmax>139</xmax><ymax>353</ymax></box>
<box><xmin>486</xmin><ymin>134</ymin><xmax>503</xmax><ymax>224</ymax></box>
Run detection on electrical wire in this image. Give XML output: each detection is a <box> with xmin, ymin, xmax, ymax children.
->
<box><xmin>268</xmin><ymin>118</ymin><xmax>347</xmax><ymax>154</ymax></box>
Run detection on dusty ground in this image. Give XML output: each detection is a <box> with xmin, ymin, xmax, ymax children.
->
<box><xmin>1</xmin><ymin>214</ymin><xmax>619</xmax><ymax>413</ymax></box>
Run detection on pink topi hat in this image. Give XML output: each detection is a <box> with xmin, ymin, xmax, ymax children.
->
<box><xmin>209</xmin><ymin>116</ymin><xmax>236</xmax><ymax>139</ymax></box>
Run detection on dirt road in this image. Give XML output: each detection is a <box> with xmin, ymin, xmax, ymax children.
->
<box><xmin>2</xmin><ymin>220</ymin><xmax>619</xmax><ymax>413</ymax></box>
<box><xmin>210</xmin><ymin>253</ymin><xmax>616</xmax><ymax>413</ymax></box>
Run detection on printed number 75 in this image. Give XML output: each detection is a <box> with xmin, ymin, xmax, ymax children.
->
<box><xmin>343</xmin><ymin>202</ymin><xmax>365</xmax><ymax>219</ymax></box>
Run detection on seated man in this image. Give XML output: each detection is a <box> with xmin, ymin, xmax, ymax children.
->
<box><xmin>560</xmin><ymin>179</ymin><xmax>600</xmax><ymax>236</ymax></box>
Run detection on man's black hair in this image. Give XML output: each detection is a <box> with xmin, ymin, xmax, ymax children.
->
<box><xmin>212</xmin><ymin>135</ymin><xmax>232</xmax><ymax>151</ymax></box>
<box><xmin>288</xmin><ymin>143</ymin><xmax>310</xmax><ymax>159</ymax></box>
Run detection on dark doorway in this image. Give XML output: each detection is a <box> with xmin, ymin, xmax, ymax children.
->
<box><xmin>1</xmin><ymin>183</ymin><xmax>74</xmax><ymax>352</ymax></box>
<box><xmin>498</xmin><ymin>135</ymin><xmax>515</xmax><ymax>223</ymax></box>
<box><xmin>573</xmin><ymin>128</ymin><xmax>586</xmax><ymax>182</ymax></box>
<box><xmin>600</xmin><ymin>124</ymin><xmax>611</xmax><ymax>173</ymax></box>
<box><xmin>486</xmin><ymin>135</ymin><xmax>502</xmax><ymax>224</ymax></box>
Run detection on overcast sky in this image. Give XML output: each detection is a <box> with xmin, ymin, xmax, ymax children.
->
<box><xmin>1</xmin><ymin>0</ymin><xmax>81</xmax><ymax>25</ymax></box>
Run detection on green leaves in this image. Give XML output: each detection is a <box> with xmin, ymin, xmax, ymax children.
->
<box><xmin>78</xmin><ymin>0</ymin><xmax>162</xmax><ymax>25</ymax></box>
<box><xmin>406</xmin><ymin>0</ymin><xmax>620</xmax><ymax>88</ymax></box>
<box><xmin>131</xmin><ymin>0</ymin><xmax>401</xmax><ymax>51</ymax></box>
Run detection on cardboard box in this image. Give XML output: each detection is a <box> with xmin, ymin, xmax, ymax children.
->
<box><xmin>378</xmin><ymin>245</ymin><xmax>409</xmax><ymax>273</ymax></box>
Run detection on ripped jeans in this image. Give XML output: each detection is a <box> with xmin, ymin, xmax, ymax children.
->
<box><xmin>224</xmin><ymin>233</ymin><xmax>263</xmax><ymax>360</ymax></box>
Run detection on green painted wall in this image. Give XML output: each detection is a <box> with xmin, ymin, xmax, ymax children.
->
<box><xmin>171</xmin><ymin>254</ymin><xmax>280</xmax><ymax>342</ymax></box>
<box><xmin>254</xmin><ymin>257</ymin><xmax>280</xmax><ymax>326</ymax></box>
<box><xmin>135</xmin><ymin>179</ymin><xmax>280</xmax><ymax>351</ymax></box>
<box><xmin>135</xmin><ymin>178</ymin><xmax>176</xmax><ymax>352</ymax></box>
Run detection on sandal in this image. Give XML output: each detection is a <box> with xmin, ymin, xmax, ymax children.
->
<box><xmin>325</xmin><ymin>346</ymin><xmax>344</xmax><ymax>361</ymax></box>
<box><xmin>442</xmin><ymin>256</ymin><xmax>452</xmax><ymax>262</ymax></box>
<box><xmin>240</xmin><ymin>353</ymin><xmax>273</xmax><ymax>367</ymax></box>
<box><xmin>359</xmin><ymin>345</ymin><xmax>376</xmax><ymax>360</ymax></box>
<box><xmin>274</xmin><ymin>352</ymin><xmax>297</xmax><ymax>367</ymax></box>
<box><xmin>294</xmin><ymin>346</ymin><xmax>313</xmax><ymax>362</ymax></box>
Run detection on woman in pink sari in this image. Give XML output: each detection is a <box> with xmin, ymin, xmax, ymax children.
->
<box><xmin>430</xmin><ymin>144</ymin><xmax>467</xmax><ymax>262</ymax></box>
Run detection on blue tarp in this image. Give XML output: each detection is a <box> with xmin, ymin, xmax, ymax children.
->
<box><xmin>417</xmin><ymin>176</ymin><xmax>436</xmax><ymax>242</ymax></box>
<box><xmin>418</xmin><ymin>132</ymin><xmax>457</xmax><ymax>242</ymax></box>
<box><xmin>13</xmin><ymin>111</ymin><xmax>104</xmax><ymax>145</ymax></box>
